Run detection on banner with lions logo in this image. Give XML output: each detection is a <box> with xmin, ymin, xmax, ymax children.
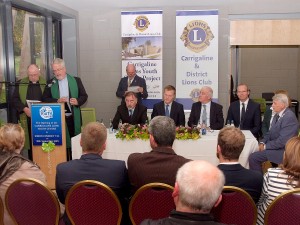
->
<box><xmin>121</xmin><ymin>11</ymin><xmax>163</xmax><ymax>109</ymax></box>
<box><xmin>176</xmin><ymin>10</ymin><xmax>218</xmax><ymax>109</ymax></box>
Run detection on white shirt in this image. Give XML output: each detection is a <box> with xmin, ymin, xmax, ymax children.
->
<box><xmin>239</xmin><ymin>98</ymin><xmax>249</xmax><ymax>117</ymax></box>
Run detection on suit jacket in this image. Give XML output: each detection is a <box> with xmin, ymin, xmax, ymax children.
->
<box><xmin>262</xmin><ymin>108</ymin><xmax>299</xmax><ymax>164</ymax></box>
<box><xmin>112</xmin><ymin>103</ymin><xmax>147</xmax><ymax>129</ymax></box>
<box><xmin>116</xmin><ymin>75</ymin><xmax>148</xmax><ymax>102</ymax></box>
<box><xmin>226</xmin><ymin>99</ymin><xmax>261</xmax><ymax>138</ymax></box>
<box><xmin>261</xmin><ymin>106</ymin><xmax>272</xmax><ymax>137</ymax></box>
<box><xmin>151</xmin><ymin>101</ymin><xmax>185</xmax><ymax>126</ymax></box>
<box><xmin>188</xmin><ymin>102</ymin><xmax>224</xmax><ymax>130</ymax></box>
<box><xmin>56</xmin><ymin>153</ymin><xmax>130</xmax><ymax>224</ymax></box>
<box><xmin>127</xmin><ymin>147</ymin><xmax>190</xmax><ymax>192</ymax></box>
<box><xmin>218</xmin><ymin>164</ymin><xmax>263</xmax><ymax>203</ymax></box>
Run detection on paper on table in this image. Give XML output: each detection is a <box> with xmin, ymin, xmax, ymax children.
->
<box><xmin>26</xmin><ymin>100</ymin><xmax>41</xmax><ymax>110</ymax></box>
<box><xmin>128</xmin><ymin>86</ymin><xmax>140</xmax><ymax>93</ymax></box>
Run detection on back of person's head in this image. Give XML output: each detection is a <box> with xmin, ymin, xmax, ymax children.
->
<box><xmin>176</xmin><ymin>160</ymin><xmax>225</xmax><ymax>213</ymax></box>
<box><xmin>217</xmin><ymin>126</ymin><xmax>245</xmax><ymax>160</ymax></box>
<box><xmin>272</xmin><ymin>93</ymin><xmax>289</xmax><ymax>108</ymax></box>
<box><xmin>281</xmin><ymin>136</ymin><xmax>300</xmax><ymax>188</ymax></box>
<box><xmin>148</xmin><ymin>116</ymin><xmax>176</xmax><ymax>147</ymax></box>
<box><xmin>81</xmin><ymin>122</ymin><xmax>107</xmax><ymax>153</ymax></box>
<box><xmin>0</xmin><ymin>123</ymin><xmax>25</xmax><ymax>154</ymax></box>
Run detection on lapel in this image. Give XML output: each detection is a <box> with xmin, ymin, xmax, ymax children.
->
<box><xmin>170</xmin><ymin>102</ymin><xmax>176</xmax><ymax>118</ymax></box>
<box><xmin>236</xmin><ymin>101</ymin><xmax>241</xmax><ymax>122</ymax></box>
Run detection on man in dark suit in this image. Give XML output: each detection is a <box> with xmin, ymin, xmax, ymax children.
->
<box><xmin>127</xmin><ymin>116</ymin><xmax>190</xmax><ymax>192</ymax></box>
<box><xmin>188</xmin><ymin>86</ymin><xmax>224</xmax><ymax>130</ymax></box>
<box><xmin>56</xmin><ymin>122</ymin><xmax>130</xmax><ymax>225</ymax></box>
<box><xmin>112</xmin><ymin>91</ymin><xmax>147</xmax><ymax>129</ymax></box>
<box><xmin>116</xmin><ymin>63</ymin><xmax>148</xmax><ymax>103</ymax></box>
<box><xmin>217</xmin><ymin>126</ymin><xmax>263</xmax><ymax>203</ymax></box>
<box><xmin>226</xmin><ymin>84</ymin><xmax>261</xmax><ymax>138</ymax></box>
<box><xmin>141</xmin><ymin>160</ymin><xmax>225</xmax><ymax>225</ymax></box>
<box><xmin>151</xmin><ymin>85</ymin><xmax>185</xmax><ymax>126</ymax></box>
<box><xmin>42</xmin><ymin>58</ymin><xmax>88</xmax><ymax>160</ymax></box>
<box><xmin>249</xmin><ymin>93</ymin><xmax>299</xmax><ymax>173</ymax></box>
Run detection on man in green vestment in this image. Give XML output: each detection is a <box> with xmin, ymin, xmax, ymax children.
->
<box><xmin>12</xmin><ymin>64</ymin><xmax>46</xmax><ymax>160</ymax></box>
<box><xmin>42</xmin><ymin>58</ymin><xmax>88</xmax><ymax>160</ymax></box>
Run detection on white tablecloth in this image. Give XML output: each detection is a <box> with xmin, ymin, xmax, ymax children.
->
<box><xmin>72</xmin><ymin>130</ymin><xmax>258</xmax><ymax>168</ymax></box>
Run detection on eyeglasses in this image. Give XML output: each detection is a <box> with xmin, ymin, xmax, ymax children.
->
<box><xmin>53</xmin><ymin>68</ymin><xmax>64</xmax><ymax>73</ymax></box>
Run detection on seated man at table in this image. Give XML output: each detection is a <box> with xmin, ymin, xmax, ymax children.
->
<box><xmin>127</xmin><ymin>116</ymin><xmax>190</xmax><ymax>192</ymax></box>
<box><xmin>141</xmin><ymin>160</ymin><xmax>225</xmax><ymax>225</ymax></box>
<box><xmin>217</xmin><ymin>126</ymin><xmax>263</xmax><ymax>203</ymax></box>
<box><xmin>249</xmin><ymin>93</ymin><xmax>299</xmax><ymax>173</ymax></box>
<box><xmin>56</xmin><ymin>122</ymin><xmax>130</xmax><ymax>225</ymax></box>
<box><xmin>112</xmin><ymin>91</ymin><xmax>148</xmax><ymax>129</ymax></box>
<box><xmin>188</xmin><ymin>86</ymin><xmax>224</xmax><ymax>130</ymax></box>
<box><xmin>151</xmin><ymin>85</ymin><xmax>185</xmax><ymax>126</ymax></box>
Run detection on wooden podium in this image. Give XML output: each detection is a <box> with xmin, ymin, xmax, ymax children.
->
<box><xmin>31</xmin><ymin>103</ymin><xmax>67</xmax><ymax>189</ymax></box>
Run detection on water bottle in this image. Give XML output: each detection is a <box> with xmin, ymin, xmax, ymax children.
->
<box><xmin>226</xmin><ymin>120</ymin><xmax>231</xmax><ymax>127</ymax></box>
<box><xmin>201</xmin><ymin>120</ymin><xmax>207</xmax><ymax>135</ymax></box>
<box><xmin>109</xmin><ymin>119</ymin><xmax>114</xmax><ymax>133</ymax></box>
<box><xmin>118</xmin><ymin>119</ymin><xmax>123</xmax><ymax>129</ymax></box>
<box><xmin>230</xmin><ymin>120</ymin><xmax>235</xmax><ymax>127</ymax></box>
<box><xmin>100</xmin><ymin>118</ymin><xmax>104</xmax><ymax>124</ymax></box>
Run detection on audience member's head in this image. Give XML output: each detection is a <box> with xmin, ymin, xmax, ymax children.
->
<box><xmin>217</xmin><ymin>126</ymin><xmax>246</xmax><ymax>161</ymax></box>
<box><xmin>199</xmin><ymin>86</ymin><xmax>213</xmax><ymax>104</ymax></box>
<box><xmin>126</xmin><ymin>63</ymin><xmax>136</xmax><ymax>79</ymax></box>
<box><xmin>27</xmin><ymin>64</ymin><xmax>41</xmax><ymax>83</ymax></box>
<box><xmin>125</xmin><ymin>91</ymin><xmax>138</xmax><ymax>109</ymax></box>
<box><xmin>274</xmin><ymin>89</ymin><xmax>291</xmax><ymax>107</ymax></box>
<box><xmin>173</xmin><ymin>160</ymin><xmax>225</xmax><ymax>213</ymax></box>
<box><xmin>237</xmin><ymin>84</ymin><xmax>250</xmax><ymax>102</ymax></box>
<box><xmin>52</xmin><ymin>58</ymin><xmax>67</xmax><ymax>80</ymax></box>
<box><xmin>80</xmin><ymin>122</ymin><xmax>107</xmax><ymax>154</ymax></box>
<box><xmin>272</xmin><ymin>93</ymin><xmax>289</xmax><ymax>113</ymax></box>
<box><xmin>281</xmin><ymin>136</ymin><xmax>300</xmax><ymax>188</ymax></box>
<box><xmin>0</xmin><ymin>123</ymin><xmax>25</xmax><ymax>154</ymax></box>
<box><xmin>148</xmin><ymin>116</ymin><xmax>176</xmax><ymax>148</ymax></box>
<box><xmin>163</xmin><ymin>85</ymin><xmax>176</xmax><ymax>105</ymax></box>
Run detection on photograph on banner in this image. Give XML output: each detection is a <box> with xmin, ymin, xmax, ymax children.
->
<box><xmin>121</xmin><ymin>10</ymin><xmax>163</xmax><ymax>109</ymax></box>
<box><xmin>176</xmin><ymin>10</ymin><xmax>219</xmax><ymax>110</ymax></box>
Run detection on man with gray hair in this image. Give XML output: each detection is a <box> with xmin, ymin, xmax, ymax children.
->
<box><xmin>249</xmin><ymin>93</ymin><xmax>299</xmax><ymax>173</ymax></box>
<box><xmin>188</xmin><ymin>86</ymin><xmax>224</xmax><ymax>130</ymax></box>
<box><xmin>141</xmin><ymin>160</ymin><xmax>226</xmax><ymax>225</ymax></box>
<box><xmin>127</xmin><ymin>116</ymin><xmax>190</xmax><ymax>192</ymax></box>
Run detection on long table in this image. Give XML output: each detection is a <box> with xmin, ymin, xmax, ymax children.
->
<box><xmin>72</xmin><ymin>130</ymin><xmax>258</xmax><ymax>168</ymax></box>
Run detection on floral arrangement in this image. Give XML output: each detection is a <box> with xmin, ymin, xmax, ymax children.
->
<box><xmin>115</xmin><ymin>124</ymin><xmax>200</xmax><ymax>140</ymax></box>
<box><xmin>175</xmin><ymin>126</ymin><xmax>200</xmax><ymax>140</ymax></box>
<box><xmin>41</xmin><ymin>141</ymin><xmax>56</xmax><ymax>153</ymax></box>
<box><xmin>115</xmin><ymin>123</ymin><xmax>149</xmax><ymax>140</ymax></box>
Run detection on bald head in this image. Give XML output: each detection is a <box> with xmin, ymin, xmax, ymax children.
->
<box><xmin>175</xmin><ymin>160</ymin><xmax>225</xmax><ymax>213</ymax></box>
<box><xmin>126</xmin><ymin>64</ymin><xmax>136</xmax><ymax>79</ymax></box>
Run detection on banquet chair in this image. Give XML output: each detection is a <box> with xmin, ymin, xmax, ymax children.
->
<box><xmin>211</xmin><ymin>186</ymin><xmax>257</xmax><ymax>225</ymax></box>
<box><xmin>5</xmin><ymin>178</ymin><xmax>61</xmax><ymax>225</ymax></box>
<box><xmin>264</xmin><ymin>188</ymin><xmax>300</xmax><ymax>225</ymax></box>
<box><xmin>129</xmin><ymin>183</ymin><xmax>175</xmax><ymax>225</ymax></box>
<box><xmin>0</xmin><ymin>197</ymin><xmax>4</xmax><ymax>225</ymax></box>
<box><xmin>65</xmin><ymin>180</ymin><xmax>122</xmax><ymax>225</ymax></box>
<box><xmin>80</xmin><ymin>107</ymin><xmax>96</xmax><ymax>129</ymax></box>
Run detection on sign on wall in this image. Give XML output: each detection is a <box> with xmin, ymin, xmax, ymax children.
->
<box><xmin>121</xmin><ymin>10</ymin><xmax>163</xmax><ymax>109</ymax></box>
<box><xmin>176</xmin><ymin>10</ymin><xmax>219</xmax><ymax>109</ymax></box>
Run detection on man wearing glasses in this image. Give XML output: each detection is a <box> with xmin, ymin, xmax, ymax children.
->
<box><xmin>42</xmin><ymin>58</ymin><xmax>88</xmax><ymax>160</ymax></box>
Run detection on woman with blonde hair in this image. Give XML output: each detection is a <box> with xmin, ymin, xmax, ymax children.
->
<box><xmin>256</xmin><ymin>136</ymin><xmax>300</xmax><ymax>224</ymax></box>
<box><xmin>0</xmin><ymin>123</ymin><xmax>46</xmax><ymax>225</ymax></box>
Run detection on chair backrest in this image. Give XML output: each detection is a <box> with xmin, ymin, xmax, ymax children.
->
<box><xmin>129</xmin><ymin>183</ymin><xmax>175</xmax><ymax>225</ymax></box>
<box><xmin>211</xmin><ymin>186</ymin><xmax>257</xmax><ymax>225</ymax></box>
<box><xmin>80</xmin><ymin>108</ymin><xmax>96</xmax><ymax>129</ymax></box>
<box><xmin>65</xmin><ymin>180</ymin><xmax>122</xmax><ymax>225</ymax></box>
<box><xmin>0</xmin><ymin>197</ymin><xmax>4</xmax><ymax>225</ymax></box>
<box><xmin>5</xmin><ymin>178</ymin><xmax>60</xmax><ymax>225</ymax></box>
<box><xmin>264</xmin><ymin>188</ymin><xmax>300</xmax><ymax>225</ymax></box>
<box><xmin>253</xmin><ymin>98</ymin><xmax>267</xmax><ymax>113</ymax></box>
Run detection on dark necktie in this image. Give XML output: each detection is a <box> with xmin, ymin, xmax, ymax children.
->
<box><xmin>165</xmin><ymin>105</ymin><xmax>170</xmax><ymax>117</ymax></box>
<box><xmin>241</xmin><ymin>103</ymin><xmax>246</xmax><ymax>122</ymax></box>
<box><xmin>129</xmin><ymin>109</ymin><xmax>133</xmax><ymax>118</ymax></box>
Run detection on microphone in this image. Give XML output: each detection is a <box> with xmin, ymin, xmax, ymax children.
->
<box><xmin>46</xmin><ymin>79</ymin><xmax>56</xmax><ymax>88</ymax></box>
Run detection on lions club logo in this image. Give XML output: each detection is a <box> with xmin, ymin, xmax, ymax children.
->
<box><xmin>134</xmin><ymin>15</ymin><xmax>150</xmax><ymax>32</ymax></box>
<box><xmin>180</xmin><ymin>20</ymin><xmax>214</xmax><ymax>53</ymax></box>
<box><xmin>40</xmin><ymin>106</ymin><xmax>53</xmax><ymax>120</ymax></box>
<box><xmin>190</xmin><ymin>88</ymin><xmax>200</xmax><ymax>102</ymax></box>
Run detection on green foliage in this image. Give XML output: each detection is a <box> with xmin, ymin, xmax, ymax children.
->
<box><xmin>41</xmin><ymin>141</ymin><xmax>56</xmax><ymax>153</ymax></box>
